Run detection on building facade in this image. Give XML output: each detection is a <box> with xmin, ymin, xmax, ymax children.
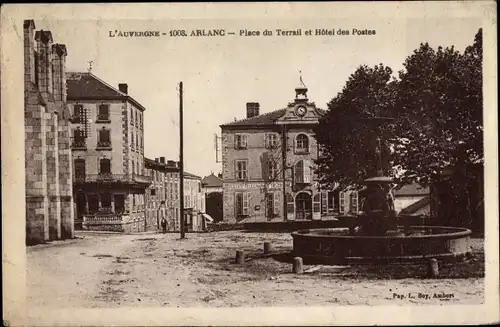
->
<box><xmin>220</xmin><ymin>85</ymin><xmax>359</xmax><ymax>223</ymax></box>
<box><xmin>66</xmin><ymin>72</ymin><xmax>151</xmax><ymax>232</ymax></box>
<box><xmin>145</xmin><ymin>158</ymin><xmax>207</xmax><ymax>232</ymax></box>
<box><xmin>24</xmin><ymin>20</ymin><xmax>75</xmax><ymax>244</ymax></box>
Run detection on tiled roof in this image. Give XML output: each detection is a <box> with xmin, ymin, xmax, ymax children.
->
<box><xmin>400</xmin><ymin>196</ymin><xmax>430</xmax><ymax>215</ymax></box>
<box><xmin>220</xmin><ymin>108</ymin><xmax>288</xmax><ymax>128</ymax></box>
<box><xmin>394</xmin><ymin>183</ymin><xmax>430</xmax><ymax>196</ymax></box>
<box><xmin>202</xmin><ymin>173</ymin><xmax>223</xmax><ymax>188</ymax></box>
<box><xmin>220</xmin><ymin>107</ymin><xmax>327</xmax><ymax>128</ymax></box>
<box><xmin>66</xmin><ymin>72</ymin><xmax>146</xmax><ymax>111</ymax></box>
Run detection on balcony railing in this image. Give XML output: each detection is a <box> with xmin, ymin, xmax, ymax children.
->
<box><xmin>96</xmin><ymin>114</ymin><xmax>111</xmax><ymax>122</ymax></box>
<box><xmin>83</xmin><ymin>213</ymin><xmax>126</xmax><ymax>225</ymax></box>
<box><xmin>71</xmin><ymin>140</ymin><xmax>87</xmax><ymax>149</ymax></box>
<box><xmin>97</xmin><ymin>141</ymin><xmax>112</xmax><ymax>149</ymax></box>
<box><xmin>74</xmin><ymin>173</ymin><xmax>152</xmax><ymax>185</ymax></box>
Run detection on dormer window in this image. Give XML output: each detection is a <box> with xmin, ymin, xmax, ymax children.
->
<box><xmin>234</xmin><ymin>134</ymin><xmax>248</xmax><ymax>149</ymax></box>
<box><xmin>295</xmin><ymin>134</ymin><xmax>309</xmax><ymax>154</ymax></box>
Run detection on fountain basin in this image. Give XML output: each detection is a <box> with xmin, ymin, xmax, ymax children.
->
<box><xmin>291</xmin><ymin>226</ymin><xmax>472</xmax><ymax>264</ymax></box>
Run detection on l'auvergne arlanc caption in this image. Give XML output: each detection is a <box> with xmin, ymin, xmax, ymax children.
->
<box><xmin>25</xmin><ymin>18</ymin><xmax>485</xmax><ymax>309</ymax></box>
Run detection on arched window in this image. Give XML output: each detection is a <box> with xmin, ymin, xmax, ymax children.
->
<box><xmin>295</xmin><ymin>134</ymin><xmax>309</xmax><ymax>153</ymax></box>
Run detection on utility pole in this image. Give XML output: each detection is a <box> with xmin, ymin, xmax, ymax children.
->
<box><xmin>281</xmin><ymin>125</ymin><xmax>288</xmax><ymax>221</ymax></box>
<box><xmin>179</xmin><ymin>82</ymin><xmax>185</xmax><ymax>239</ymax></box>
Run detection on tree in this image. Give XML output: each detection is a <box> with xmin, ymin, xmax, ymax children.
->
<box><xmin>314</xmin><ymin>64</ymin><xmax>397</xmax><ymax>190</ymax></box>
<box><xmin>389</xmin><ymin>29</ymin><xmax>483</xmax><ymax>228</ymax></box>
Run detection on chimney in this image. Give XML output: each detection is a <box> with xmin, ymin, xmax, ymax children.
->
<box><xmin>35</xmin><ymin>30</ymin><xmax>54</xmax><ymax>98</ymax></box>
<box><xmin>119</xmin><ymin>83</ymin><xmax>128</xmax><ymax>94</ymax></box>
<box><xmin>167</xmin><ymin>160</ymin><xmax>175</xmax><ymax>167</ymax></box>
<box><xmin>155</xmin><ymin>158</ymin><xmax>159</xmax><ymax>162</ymax></box>
<box><xmin>246</xmin><ymin>102</ymin><xmax>260</xmax><ymax>118</ymax></box>
<box><xmin>159</xmin><ymin>157</ymin><xmax>165</xmax><ymax>164</ymax></box>
<box><xmin>51</xmin><ymin>44</ymin><xmax>67</xmax><ymax>103</ymax></box>
<box><xmin>23</xmin><ymin>20</ymin><xmax>36</xmax><ymax>85</ymax></box>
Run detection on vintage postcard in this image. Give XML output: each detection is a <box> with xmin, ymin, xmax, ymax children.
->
<box><xmin>1</xmin><ymin>2</ymin><xmax>498</xmax><ymax>326</ymax></box>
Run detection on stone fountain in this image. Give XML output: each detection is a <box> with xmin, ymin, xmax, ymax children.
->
<box><xmin>292</xmin><ymin>117</ymin><xmax>472</xmax><ymax>264</ymax></box>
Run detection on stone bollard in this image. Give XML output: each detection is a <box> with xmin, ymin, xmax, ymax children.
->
<box><xmin>235</xmin><ymin>250</ymin><xmax>245</xmax><ymax>264</ymax></box>
<box><xmin>263</xmin><ymin>242</ymin><xmax>273</xmax><ymax>254</ymax></box>
<box><xmin>427</xmin><ymin>258</ymin><xmax>439</xmax><ymax>277</ymax></box>
<box><xmin>293</xmin><ymin>257</ymin><xmax>304</xmax><ymax>274</ymax></box>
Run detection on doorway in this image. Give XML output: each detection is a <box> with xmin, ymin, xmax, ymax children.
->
<box><xmin>295</xmin><ymin>192</ymin><xmax>312</xmax><ymax>220</ymax></box>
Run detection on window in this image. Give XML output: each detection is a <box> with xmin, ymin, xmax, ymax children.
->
<box><xmin>296</xmin><ymin>134</ymin><xmax>309</xmax><ymax>153</ymax></box>
<box><xmin>74</xmin><ymin>158</ymin><xmax>86</xmax><ymax>181</ymax></box>
<box><xmin>97</xmin><ymin>104</ymin><xmax>110</xmax><ymax>121</ymax></box>
<box><xmin>131</xmin><ymin>133</ymin><xmax>135</xmax><ymax>150</ymax></box>
<box><xmin>130</xmin><ymin>109</ymin><xmax>134</xmax><ymax>125</ymax></box>
<box><xmin>73</xmin><ymin>104</ymin><xmax>83</xmax><ymax>123</ymax></box>
<box><xmin>135</xmin><ymin>132</ymin><xmax>139</xmax><ymax>150</ymax></box>
<box><xmin>98</xmin><ymin>128</ymin><xmax>111</xmax><ymax>147</ymax></box>
<box><xmin>135</xmin><ymin>110</ymin><xmax>138</xmax><ymax>126</ymax></box>
<box><xmin>132</xmin><ymin>161</ymin><xmax>135</xmax><ymax>175</ymax></box>
<box><xmin>99</xmin><ymin>158</ymin><xmax>111</xmax><ymax>174</ymax></box>
<box><xmin>234</xmin><ymin>134</ymin><xmax>248</xmax><ymax>149</ymax></box>
<box><xmin>321</xmin><ymin>192</ymin><xmax>328</xmax><ymax>215</ymax></box>
<box><xmin>235</xmin><ymin>192</ymin><xmax>250</xmax><ymax>216</ymax></box>
<box><xmin>100</xmin><ymin>193</ymin><xmax>112</xmax><ymax>210</ymax></box>
<box><xmin>294</xmin><ymin>160</ymin><xmax>312</xmax><ymax>185</ymax></box>
<box><xmin>151</xmin><ymin>189</ymin><xmax>156</xmax><ymax>196</ymax></box>
<box><xmin>328</xmin><ymin>191</ymin><xmax>338</xmax><ymax>213</ymax></box>
<box><xmin>114</xmin><ymin>194</ymin><xmax>125</xmax><ymax>213</ymax></box>
<box><xmin>266</xmin><ymin>133</ymin><xmax>278</xmax><ymax>148</ymax></box>
<box><xmin>235</xmin><ymin>160</ymin><xmax>248</xmax><ymax>181</ymax></box>
<box><xmin>268</xmin><ymin>160</ymin><xmax>278</xmax><ymax>180</ymax></box>
<box><xmin>72</xmin><ymin>128</ymin><xmax>86</xmax><ymax>148</ymax></box>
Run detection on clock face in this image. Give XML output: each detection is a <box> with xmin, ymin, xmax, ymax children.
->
<box><xmin>296</xmin><ymin>106</ymin><xmax>307</xmax><ymax>117</ymax></box>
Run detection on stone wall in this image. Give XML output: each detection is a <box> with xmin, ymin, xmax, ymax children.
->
<box><xmin>24</xmin><ymin>20</ymin><xmax>74</xmax><ymax>244</ymax></box>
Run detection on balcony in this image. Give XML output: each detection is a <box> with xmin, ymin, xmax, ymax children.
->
<box><xmin>74</xmin><ymin>173</ymin><xmax>152</xmax><ymax>187</ymax></box>
<box><xmin>71</xmin><ymin>140</ymin><xmax>87</xmax><ymax>150</ymax></box>
<box><xmin>96</xmin><ymin>114</ymin><xmax>111</xmax><ymax>123</ymax></box>
<box><xmin>96</xmin><ymin>141</ymin><xmax>112</xmax><ymax>150</ymax></box>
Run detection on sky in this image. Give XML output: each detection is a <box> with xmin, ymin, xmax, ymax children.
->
<box><xmin>34</xmin><ymin>17</ymin><xmax>481</xmax><ymax>177</ymax></box>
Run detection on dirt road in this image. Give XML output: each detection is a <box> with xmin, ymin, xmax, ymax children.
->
<box><xmin>27</xmin><ymin>231</ymin><xmax>484</xmax><ymax>309</ymax></box>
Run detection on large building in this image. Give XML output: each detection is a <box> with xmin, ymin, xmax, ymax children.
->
<box><xmin>24</xmin><ymin>20</ymin><xmax>75</xmax><ymax>244</ymax></box>
<box><xmin>220</xmin><ymin>84</ymin><xmax>360</xmax><ymax>223</ymax></box>
<box><xmin>145</xmin><ymin>157</ymin><xmax>207</xmax><ymax>232</ymax></box>
<box><xmin>66</xmin><ymin>72</ymin><xmax>151</xmax><ymax>232</ymax></box>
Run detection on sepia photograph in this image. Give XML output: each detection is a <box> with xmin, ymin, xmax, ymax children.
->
<box><xmin>1</xmin><ymin>2</ymin><xmax>498</xmax><ymax>326</ymax></box>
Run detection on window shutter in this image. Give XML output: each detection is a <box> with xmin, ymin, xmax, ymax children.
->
<box><xmin>286</xmin><ymin>193</ymin><xmax>295</xmax><ymax>220</ymax></box>
<box><xmin>303</xmin><ymin>160</ymin><xmax>311</xmax><ymax>184</ymax></box>
<box><xmin>321</xmin><ymin>192</ymin><xmax>328</xmax><ymax>215</ymax></box>
<box><xmin>313</xmin><ymin>193</ymin><xmax>321</xmax><ymax>213</ymax></box>
<box><xmin>351</xmin><ymin>191</ymin><xmax>359</xmax><ymax>212</ymax></box>
<box><xmin>242</xmin><ymin>135</ymin><xmax>248</xmax><ymax>148</ymax></box>
<box><xmin>339</xmin><ymin>191</ymin><xmax>345</xmax><ymax>214</ymax></box>
<box><xmin>234</xmin><ymin>135</ymin><xmax>239</xmax><ymax>149</ymax></box>
<box><xmin>243</xmin><ymin>192</ymin><xmax>250</xmax><ymax>216</ymax></box>
<box><xmin>295</xmin><ymin>160</ymin><xmax>304</xmax><ymax>184</ymax></box>
<box><xmin>273</xmin><ymin>192</ymin><xmax>280</xmax><ymax>216</ymax></box>
<box><xmin>265</xmin><ymin>134</ymin><xmax>269</xmax><ymax>149</ymax></box>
